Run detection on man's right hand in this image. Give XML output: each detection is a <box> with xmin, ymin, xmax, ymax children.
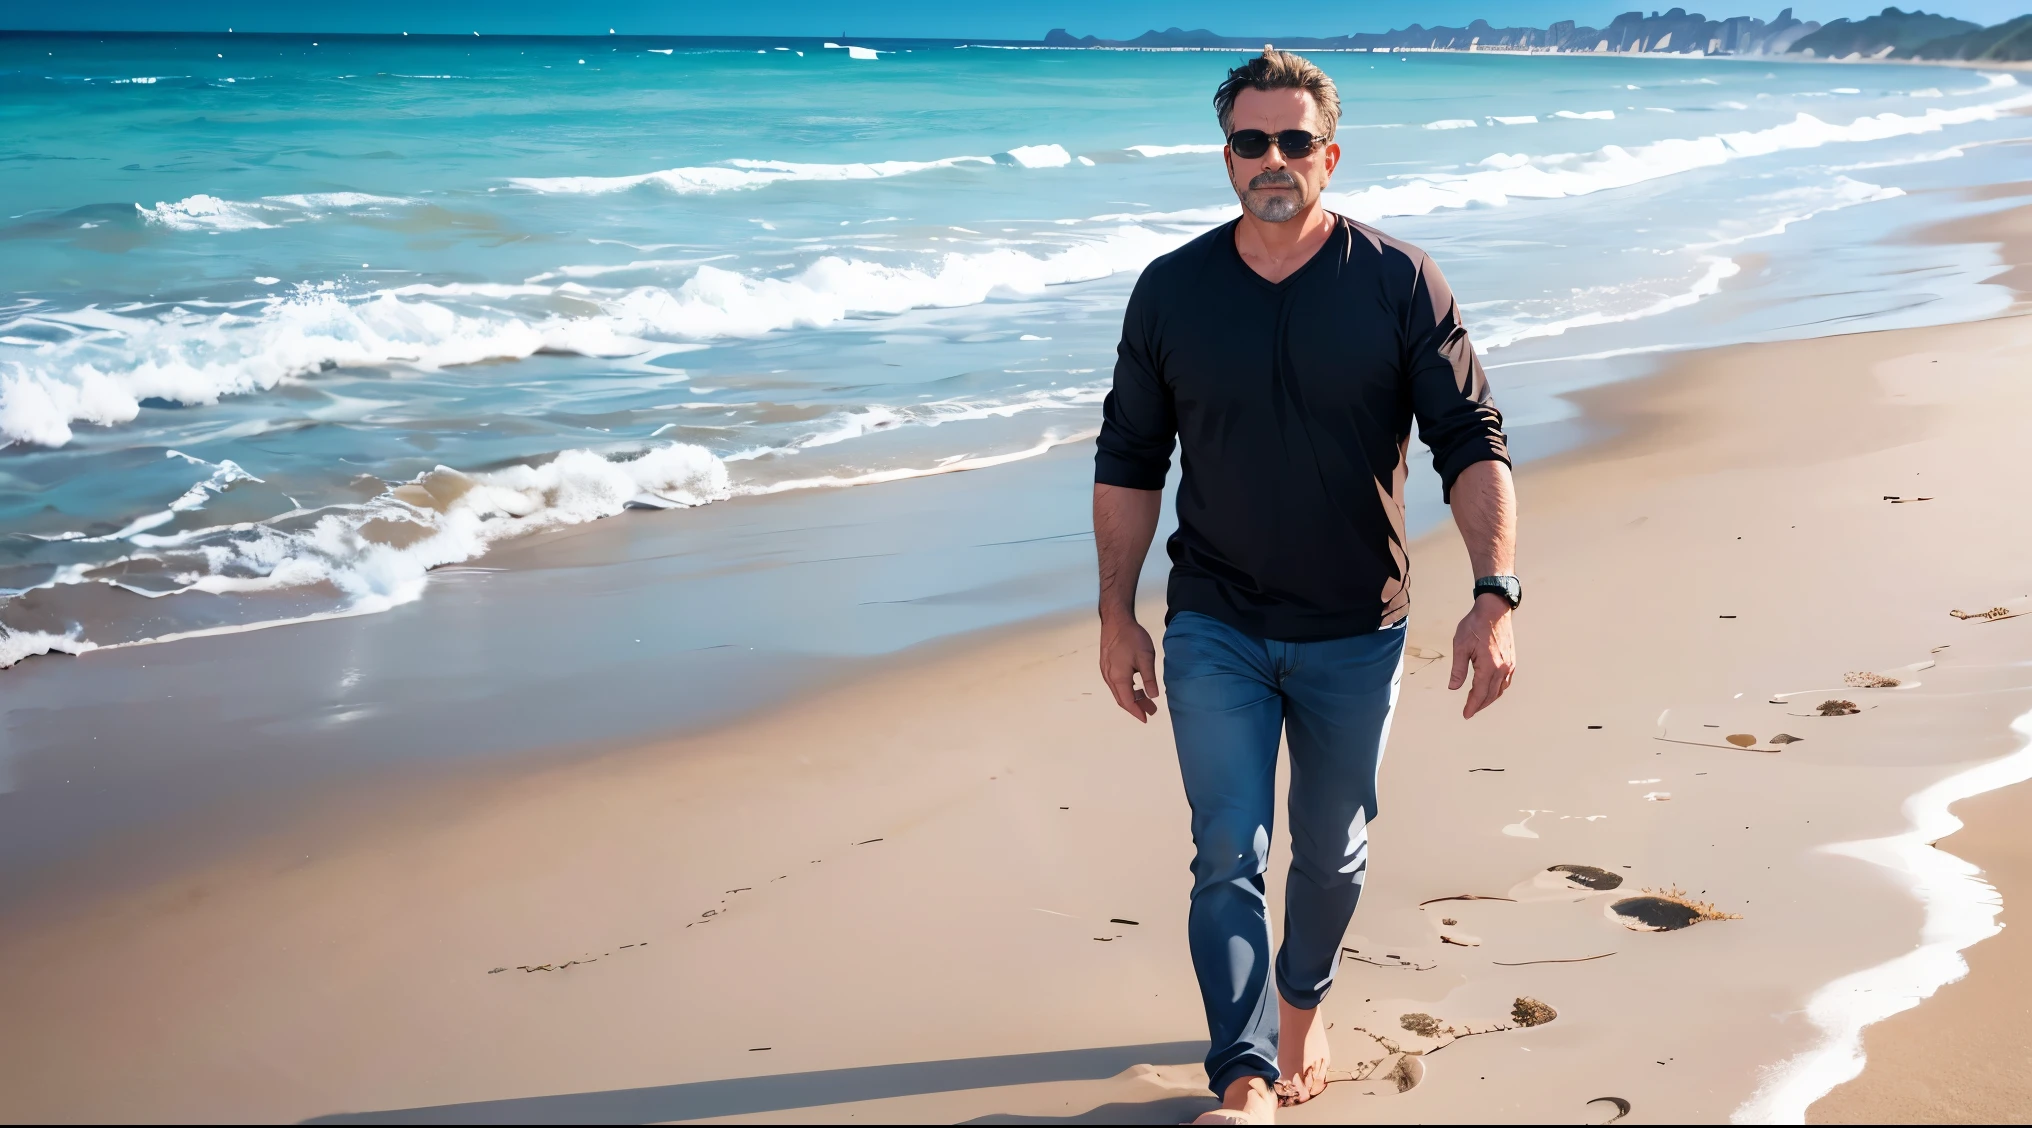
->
<box><xmin>1099</xmin><ymin>613</ymin><xmax>1160</xmax><ymax>722</ymax></box>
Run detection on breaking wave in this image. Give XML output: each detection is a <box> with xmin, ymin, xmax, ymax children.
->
<box><xmin>0</xmin><ymin>226</ymin><xmax>1185</xmax><ymax>449</ymax></box>
<box><xmin>510</xmin><ymin>151</ymin><xmax>1022</xmax><ymax>194</ymax></box>
<box><xmin>0</xmin><ymin>422</ymin><xmax>1097</xmax><ymax>668</ymax></box>
<box><xmin>1321</xmin><ymin>91</ymin><xmax>2032</xmax><ymax>224</ymax></box>
<box><xmin>135</xmin><ymin>192</ymin><xmax>416</xmax><ymax>232</ymax></box>
<box><xmin>507</xmin><ymin>138</ymin><xmax>1233</xmax><ymax>194</ymax></box>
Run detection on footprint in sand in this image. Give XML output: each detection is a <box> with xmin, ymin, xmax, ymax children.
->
<box><xmin>1410</xmin><ymin>868</ymin><xmax>1627</xmax><ymax>959</ymax></box>
<box><xmin>1120</xmin><ymin>1035</ymin><xmax>1430</xmax><ymax>1103</ymax></box>
<box><xmin>1606</xmin><ymin>887</ymin><xmax>1742</xmax><ymax>931</ymax></box>
<box><xmin>1429</xmin><ymin>864</ymin><xmax>1739</xmax><ymax>939</ymax></box>
<box><xmin>1319</xmin><ymin>1039</ymin><xmax>1428</xmax><ymax>1096</ymax></box>
<box><xmin>1335</xmin><ymin>997</ymin><xmax>1558</xmax><ymax>1060</ymax></box>
<box><xmin>1291</xmin><ymin>995</ymin><xmax>1553</xmax><ymax>1101</ymax></box>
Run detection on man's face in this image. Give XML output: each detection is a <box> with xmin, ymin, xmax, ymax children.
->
<box><xmin>1224</xmin><ymin>86</ymin><xmax>1340</xmax><ymax>224</ymax></box>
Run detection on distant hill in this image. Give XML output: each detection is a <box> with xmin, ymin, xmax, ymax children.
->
<box><xmin>1900</xmin><ymin>12</ymin><xmax>2032</xmax><ymax>59</ymax></box>
<box><xmin>1788</xmin><ymin>7</ymin><xmax>1978</xmax><ymax>58</ymax></box>
<box><xmin>1043</xmin><ymin>8</ymin><xmax>1822</xmax><ymax>56</ymax></box>
<box><xmin>1040</xmin><ymin>8</ymin><xmax>2032</xmax><ymax>63</ymax></box>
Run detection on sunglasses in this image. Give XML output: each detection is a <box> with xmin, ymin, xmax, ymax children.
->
<box><xmin>1226</xmin><ymin>129</ymin><xmax>1328</xmax><ymax>159</ymax></box>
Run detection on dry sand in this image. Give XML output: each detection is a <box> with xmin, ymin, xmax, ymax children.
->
<box><xmin>3</xmin><ymin>317</ymin><xmax>2032</xmax><ymax>1121</ymax></box>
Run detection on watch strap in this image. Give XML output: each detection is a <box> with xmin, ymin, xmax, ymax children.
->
<box><xmin>1473</xmin><ymin>575</ymin><xmax>1522</xmax><ymax>609</ymax></box>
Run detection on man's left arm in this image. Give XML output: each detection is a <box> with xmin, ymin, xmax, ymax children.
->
<box><xmin>1400</xmin><ymin>253</ymin><xmax>1518</xmax><ymax>720</ymax></box>
<box><xmin>1446</xmin><ymin>459</ymin><xmax>1516</xmax><ymax>719</ymax></box>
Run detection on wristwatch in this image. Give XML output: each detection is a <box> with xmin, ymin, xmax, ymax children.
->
<box><xmin>1473</xmin><ymin>575</ymin><xmax>1522</xmax><ymax>610</ymax></box>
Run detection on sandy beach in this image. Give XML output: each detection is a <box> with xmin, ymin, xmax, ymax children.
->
<box><xmin>1799</xmin><ymin>197</ymin><xmax>2032</xmax><ymax>1125</ymax></box>
<box><xmin>2</xmin><ymin>194</ymin><xmax>2031</xmax><ymax>1124</ymax></box>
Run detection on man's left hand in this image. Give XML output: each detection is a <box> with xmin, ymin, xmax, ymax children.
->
<box><xmin>1448</xmin><ymin>594</ymin><xmax>1515</xmax><ymax>719</ymax></box>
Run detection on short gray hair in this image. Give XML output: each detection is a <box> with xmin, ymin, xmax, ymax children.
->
<box><xmin>1213</xmin><ymin>49</ymin><xmax>1341</xmax><ymax>139</ymax></box>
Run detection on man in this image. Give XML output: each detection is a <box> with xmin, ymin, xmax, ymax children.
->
<box><xmin>1092</xmin><ymin>50</ymin><xmax>1519</xmax><ymax>1125</ymax></box>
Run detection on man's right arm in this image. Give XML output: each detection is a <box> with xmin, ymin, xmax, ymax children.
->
<box><xmin>1093</xmin><ymin>275</ymin><xmax>1175</xmax><ymax>723</ymax></box>
<box><xmin>1094</xmin><ymin>483</ymin><xmax>1162</xmax><ymax>722</ymax></box>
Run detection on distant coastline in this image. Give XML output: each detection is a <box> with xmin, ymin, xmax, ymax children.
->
<box><xmin>1042</xmin><ymin>7</ymin><xmax>2032</xmax><ymax>64</ymax></box>
<box><xmin>8</xmin><ymin>9</ymin><xmax>2030</xmax><ymax>64</ymax></box>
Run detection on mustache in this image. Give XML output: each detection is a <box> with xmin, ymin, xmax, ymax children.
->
<box><xmin>1247</xmin><ymin>170</ymin><xmax>1299</xmax><ymax>191</ymax></box>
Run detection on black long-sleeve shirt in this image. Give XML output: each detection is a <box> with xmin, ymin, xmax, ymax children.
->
<box><xmin>1095</xmin><ymin>214</ymin><xmax>1509</xmax><ymax>641</ymax></box>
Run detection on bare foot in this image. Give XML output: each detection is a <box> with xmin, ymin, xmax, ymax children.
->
<box><xmin>1190</xmin><ymin>1075</ymin><xmax>1276</xmax><ymax>1124</ymax></box>
<box><xmin>1274</xmin><ymin>995</ymin><xmax>1329</xmax><ymax>1106</ymax></box>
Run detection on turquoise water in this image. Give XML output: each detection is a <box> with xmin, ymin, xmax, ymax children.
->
<box><xmin>4</xmin><ymin>32</ymin><xmax>2030</xmax><ymax>664</ymax></box>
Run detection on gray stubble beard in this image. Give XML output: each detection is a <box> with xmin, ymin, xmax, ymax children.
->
<box><xmin>1238</xmin><ymin>170</ymin><xmax>1307</xmax><ymax>223</ymax></box>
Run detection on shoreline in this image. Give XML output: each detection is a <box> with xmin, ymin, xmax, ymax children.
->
<box><xmin>1749</xmin><ymin>710</ymin><xmax>2032</xmax><ymax>1121</ymax></box>
<box><xmin>4</xmin><ymin>294</ymin><xmax>2032</xmax><ymax>1121</ymax></box>
<box><xmin>0</xmin><ymin>436</ymin><xmax>1145</xmax><ymax>917</ymax></box>
<box><xmin>1801</xmin><ymin>208</ymin><xmax>2032</xmax><ymax>1122</ymax></box>
<box><xmin>1809</xmin><ymin>743</ymin><xmax>2032</xmax><ymax>1122</ymax></box>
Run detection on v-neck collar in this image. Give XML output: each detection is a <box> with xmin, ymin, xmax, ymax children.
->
<box><xmin>1228</xmin><ymin>213</ymin><xmax>1344</xmax><ymax>291</ymax></box>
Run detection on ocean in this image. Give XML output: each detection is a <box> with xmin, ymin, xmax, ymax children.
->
<box><xmin>3</xmin><ymin>31</ymin><xmax>2029</xmax><ymax>667</ymax></box>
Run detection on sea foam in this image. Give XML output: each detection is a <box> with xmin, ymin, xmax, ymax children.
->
<box><xmin>0</xmin><ymin>221</ymin><xmax>1177</xmax><ymax>450</ymax></box>
<box><xmin>596</xmin><ymin>227</ymin><xmax>1180</xmax><ymax>340</ymax></box>
<box><xmin>135</xmin><ymin>192</ymin><xmax>415</xmax><ymax>232</ymax></box>
<box><xmin>0</xmin><ymin>627</ymin><xmax>97</xmax><ymax>671</ymax></box>
<box><xmin>0</xmin><ymin>288</ymin><xmax>651</xmax><ymax>447</ymax></box>
<box><xmin>1126</xmin><ymin>143</ymin><xmax>1224</xmax><ymax>156</ymax></box>
<box><xmin>71</xmin><ymin>443</ymin><xmax>733</xmax><ymax>624</ymax></box>
<box><xmin>1003</xmin><ymin>144</ymin><xmax>1073</xmax><ymax>168</ymax></box>
<box><xmin>754</xmin><ymin>384</ymin><xmax>1109</xmax><ymax>455</ymax></box>
<box><xmin>1</xmin><ymin>420</ymin><xmax>1102</xmax><ymax>668</ymax></box>
<box><xmin>136</xmin><ymin>194</ymin><xmax>280</xmax><ymax>232</ymax></box>
<box><xmin>510</xmin><ymin>153</ymin><xmax>999</xmax><ymax>194</ymax></box>
<box><xmin>1733</xmin><ymin>708</ymin><xmax>2032</xmax><ymax>1124</ymax></box>
<box><xmin>1322</xmin><ymin>92</ymin><xmax>2032</xmax><ymax>226</ymax></box>
<box><xmin>1474</xmin><ymin>256</ymin><xmax>1742</xmax><ymax>350</ymax></box>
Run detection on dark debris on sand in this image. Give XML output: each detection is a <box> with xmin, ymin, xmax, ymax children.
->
<box><xmin>1549</xmin><ymin>864</ymin><xmax>1623</xmax><ymax>891</ymax></box>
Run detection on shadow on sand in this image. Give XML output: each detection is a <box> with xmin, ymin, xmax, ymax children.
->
<box><xmin>304</xmin><ymin>1040</ymin><xmax>1209</xmax><ymax>1124</ymax></box>
<box><xmin>962</xmin><ymin>1095</ymin><xmax>1219</xmax><ymax>1124</ymax></box>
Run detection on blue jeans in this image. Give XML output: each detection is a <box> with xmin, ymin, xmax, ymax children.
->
<box><xmin>1160</xmin><ymin>610</ymin><xmax>1406</xmax><ymax>1098</ymax></box>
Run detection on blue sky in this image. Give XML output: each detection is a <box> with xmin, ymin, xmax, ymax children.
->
<box><xmin>6</xmin><ymin>2</ymin><xmax>2027</xmax><ymax>39</ymax></box>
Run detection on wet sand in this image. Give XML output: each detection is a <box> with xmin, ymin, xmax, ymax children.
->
<box><xmin>1809</xmin><ymin>778</ymin><xmax>2032</xmax><ymax>1123</ymax></box>
<box><xmin>3</xmin><ymin>283</ymin><xmax>2031</xmax><ymax>1122</ymax></box>
<box><xmin>1806</xmin><ymin>197</ymin><xmax>2032</xmax><ymax>1124</ymax></box>
<box><xmin>0</xmin><ymin>441</ymin><xmax>1144</xmax><ymax>918</ymax></box>
<box><xmin>1914</xmin><ymin>191</ymin><xmax>2032</xmax><ymax>308</ymax></box>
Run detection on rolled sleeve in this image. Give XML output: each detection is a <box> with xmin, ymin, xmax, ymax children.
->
<box><xmin>1404</xmin><ymin>255</ymin><xmax>1509</xmax><ymax>501</ymax></box>
<box><xmin>1095</xmin><ymin>279</ymin><xmax>1176</xmax><ymax>491</ymax></box>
